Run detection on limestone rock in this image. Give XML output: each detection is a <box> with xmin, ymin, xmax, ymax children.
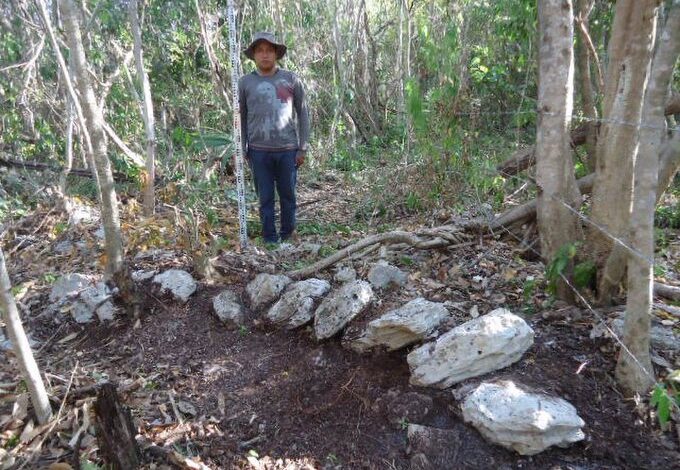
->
<box><xmin>314</xmin><ymin>280</ymin><xmax>374</xmax><ymax>340</ymax></box>
<box><xmin>368</xmin><ymin>261</ymin><xmax>408</xmax><ymax>289</ymax></box>
<box><xmin>351</xmin><ymin>298</ymin><xmax>449</xmax><ymax>352</ymax></box>
<box><xmin>266</xmin><ymin>279</ymin><xmax>331</xmax><ymax>328</ymax></box>
<box><xmin>461</xmin><ymin>381</ymin><xmax>585</xmax><ymax>455</ymax></box>
<box><xmin>49</xmin><ymin>273</ymin><xmax>116</xmax><ymax>323</ymax></box>
<box><xmin>152</xmin><ymin>269</ymin><xmax>197</xmax><ymax>303</ymax></box>
<box><xmin>246</xmin><ymin>273</ymin><xmax>292</xmax><ymax>310</ymax></box>
<box><xmin>334</xmin><ymin>265</ymin><xmax>356</xmax><ymax>283</ymax></box>
<box><xmin>407</xmin><ymin>308</ymin><xmax>534</xmax><ymax>388</ymax></box>
<box><xmin>67</xmin><ymin>201</ymin><xmax>100</xmax><ymax>226</ymax></box>
<box><xmin>131</xmin><ymin>269</ymin><xmax>157</xmax><ymax>282</ymax></box>
<box><xmin>213</xmin><ymin>290</ymin><xmax>244</xmax><ymax>328</ymax></box>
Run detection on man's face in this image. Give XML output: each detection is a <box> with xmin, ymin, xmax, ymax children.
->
<box><xmin>253</xmin><ymin>41</ymin><xmax>277</xmax><ymax>73</ymax></box>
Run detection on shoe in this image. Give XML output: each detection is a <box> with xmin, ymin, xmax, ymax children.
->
<box><xmin>281</xmin><ymin>232</ymin><xmax>299</xmax><ymax>243</ymax></box>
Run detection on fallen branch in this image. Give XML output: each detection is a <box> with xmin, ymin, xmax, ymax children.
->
<box><xmin>0</xmin><ymin>156</ymin><xmax>132</xmax><ymax>182</ymax></box>
<box><xmin>288</xmin><ymin>228</ymin><xmax>470</xmax><ymax>279</ymax></box>
<box><xmin>654</xmin><ymin>282</ymin><xmax>680</xmax><ymax>302</ymax></box>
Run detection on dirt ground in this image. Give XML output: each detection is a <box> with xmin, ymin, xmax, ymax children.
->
<box><xmin>1</xmin><ymin>174</ymin><xmax>679</xmax><ymax>469</ymax></box>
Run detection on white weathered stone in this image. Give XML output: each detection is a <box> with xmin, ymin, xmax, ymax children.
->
<box><xmin>134</xmin><ymin>249</ymin><xmax>177</xmax><ymax>261</ymax></box>
<box><xmin>351</xmin><ymin>298</ymin><xmax>449</xmax><ymax>352</ymax></box>
<box><xmin>461</xmin><ymin>381</ymin><xmax>585</xmax><ymax>455</ymax></box>
<box><xmin>49</xmin><ymin>273</ymin><xmax>116</xmax><ymax>323</ymax></box>
<box><xmin>368</xmin><ymin>261</ymin><xmax>408</xmax><ymax>289</ymax></box>
<box><xmin>153</xmin><ymin>269</ymin><xmax>197</xmax><ymax>303</ymax></box>
<box><xmin>49</xmin><ymin>273</ymin><xmax>88</xmax><ymax>303</ymax></box>
<box><xmin>267</xmin><ymin>279</ymin><xmax>331</xmax><ymax>328</ymax></box>
<box><xmin>213</xmin><ymin>290</ymin><xmax>244</xmax><ymax>328</ymax></box>
<box><xmin>334</xmin><ymin>266</ymin><xmax>356</xmax><ymax>283</ymax></box>
<box><xmin>407</xmin><ymin>308</ymin><xmax>534</xmax><ymax>388</ymax></box>
<box><xmin>246</xmin><ymin>273</ymin><xmax>292</xmax><ymax>310</ymax></box>
<box><xmin>67</xmin><ymin>201</ymin><xmax>100</xmax><ymax>226</ymax></box>
<box><xmin>132</xmin><ymin>269</ymin><xmax>157</xmax><ymax>282</ymax></box>
<box><xmin>314</xmin><ymin>280</ymin><xmax>374</xmax><ymax>340</ymax></box>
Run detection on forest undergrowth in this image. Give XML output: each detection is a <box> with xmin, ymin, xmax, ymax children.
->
<box><xmin>0</xmin><ymin>153</ymin><xmax>679</xmax><ymax>468</ymax></box>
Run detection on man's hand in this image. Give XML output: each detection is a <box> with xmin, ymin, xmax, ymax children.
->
<box><xmin>295</xmin><ymin>151</ymin><xmax>306</xmax><ymax>168</ymax></box>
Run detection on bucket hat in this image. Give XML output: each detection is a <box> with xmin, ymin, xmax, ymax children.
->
<box><xmin>243</xmin><ymin>32</ymin><xmax>287</xmax><ymax>60</ymax></box>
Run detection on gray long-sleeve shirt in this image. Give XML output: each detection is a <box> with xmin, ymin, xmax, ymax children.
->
<box><xmin>238</xmin><ymin>68</ymin><xmax>310</xmax><ymax>153</ymax></box>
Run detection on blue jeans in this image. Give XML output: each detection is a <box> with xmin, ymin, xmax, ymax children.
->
<box><xmin>248</xmin><ymin>149</ymin><xmax>297</xmax><ymax>243</ymax></box>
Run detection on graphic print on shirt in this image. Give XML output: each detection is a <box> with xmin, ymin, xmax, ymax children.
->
<box><xmin>250</xmin><ymin>79</ymin><xmax>294</xmax><ymax>143</ymax></box>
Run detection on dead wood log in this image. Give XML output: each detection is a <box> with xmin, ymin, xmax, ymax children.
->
<box><xmin>497</xmin><ymin>124</ymin><xmax>591</xmax><ymax>176</ymax></box>
<box><xmin>498</xmin><ymin>93</ymin><xmax>680</xmax><ymax>177</ymax></box>
<box><xmin>654</xmin><ymin>282</ymin><xmax>680</xmax><ymax>302</ymax></box>
<box><xmin>287</xmin><ymin>228</ymin><xmax>471</xmax><ymax>279</ymax></box>
<box><xmin>94</xmin><ymin>383</ymin><xmax>140</xmax><ymax>470</ymax></box>
<box><xmin>0</xmin><ymin>156</ymin><xmax>132</xmax><ymax>182</ymax></box>
<box><xmin>464</xmin><ymin>173</ymin><xmax>595</xmax><ymax>233</ymax></box>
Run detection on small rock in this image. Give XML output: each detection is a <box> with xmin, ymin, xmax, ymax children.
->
<box><xmin>153</xmin><ymin>269</ymin><xmax>197</xmax><ymax>303</ymax></box>
<box><xmin>407</xmin><ymin>308</ymin><xmax>534</xmax><ymax>388</ymax></box>
<box><xmin>367</xmin><ymin>261</ymin><xmax>408</xmax><ymax>289</ymax></box>
<box><xmin>350</xmin><ymin>298</ymin><xmax>449</xmax><ymax>352</ymax></box>
<box><xmin>246</xmin><ymin>273</ymin><xmax>292</xmax><ymax>310</ymax></box>
<box><xmin>314</xmin><ymin>280</ymin><xmax>374</xmax><ymax>340</ymax></box>
<box><xmin>93</xmin><ymin>226</ymin><xmax>105</xmax><ymax>240</ymax></box>
<box><xmin>267</xmin><ymin>279</ymin><xmax>331</xmax><ymax>328</ymax></box>
<box><xmin>461</xmin><ymin>381</ymin><xmax>585</xmax><ymax>455</ymax></box>
<box><xmin>469</xmin><ymin>305</ymin><xmax>479</xmax><ymax>318</ymax></box>
<box><xmin>67</xmin><ymin>202</ymin><xmax>100</xmax><ymax>226</ymax></box>
<box><xmin>177</xmin><ymin>400</ymin><xmax>197</xmax><ymax>417</ymax></box>
<box><xmin>131</xmin><ymin>269</ymin><xmax>157</xmax><ymax>282</ymax></box>
<box><xmin>212</xmin><ymin>290</ymin><xmax>244</xmax><ymax>328</ymax></box>
<box><xmin>334</xmin><ymin>266</ymin><xmax>356</xmax><ymax>283</ymax></box>
<box><xmin>53</xmin><ymin>240</ymin><xmax>74</xmax><ymax>255</ymax></box>
<box><xmin>133</xmin><ymin>249</ymin><xmax>177</xmax><ymax>261</ymax></box>
<box><xmin>49</xmin><ymin>273</ymin><xmax>116</xmax><ymax>323</ymax></box>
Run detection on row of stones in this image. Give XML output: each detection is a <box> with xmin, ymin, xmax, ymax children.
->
<box><xmin>46</xmin><ymin>267</ymin><xmax>586</xmax><ymax>456</ymax></box>
<box><xmin>216</xmin><ymin>271</ymin><xmax>586</xmax><ymax>456</ymax></box>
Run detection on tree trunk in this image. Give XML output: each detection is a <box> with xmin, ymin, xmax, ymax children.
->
<box><xmin>59</xmin><ymin>59</ymin><xmax>76</xmax><ymax>203</ymax></box>
<box><xmin>60</xmin><ymin>0</ymin><xmax>126</xmax><ymax>280</ymax></box>
<box><xmin>575</xmin><ymin>0</ymin><xmax>598</xmax><ymax>170</ymax></box>
<box><xmin>129</xmin><ymin>0</ymin><xmax>156</xmax><ymax>216</ymax></box>
<box><xmin>0</xmin><ymin>248</ymin><xmax>52</xmax><ymax>425</ymax></box>
<box><xmin>616</xmin><ymin>0</ymin><xmax>680</xmax><ymax>396</ymax></box>
<box><xmin>36</xmin><ymin>0</ymin><xmax>100</xmax><ymax>197</ymax></box>
<box><xmin>589</xmin><ymin>0</ymin><xmax>659</xmax><ymax>303</ymax></box>
<box><xmin>536</xmin><ymin>0</ymin><xmax>581</xmax><ymax>302</ymax></box>
<box><xmin>94</xmin><ymin>383</ymin><xmax>140</xmax><ymax>469</ymax></box>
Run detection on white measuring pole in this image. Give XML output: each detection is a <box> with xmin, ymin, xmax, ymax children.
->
<box><xmin>227</xmin><ymin>0</ymin><xmax>248</xmax><ymax>249</ymax></box>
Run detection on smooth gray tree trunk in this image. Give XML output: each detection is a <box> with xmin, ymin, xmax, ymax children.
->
<box><xmin>589</xmin><ymin>0</ymin><xmax>659</xmax><ymax>303</ymax></box>
<box><xmin>536</xmin><ymin>0</ymin><xmax>581</xmax><ymax>302</ymax></box>
<box><xmin>60</xmin><ymin>0</ymin><xmax>125</xmax><ymax>279</ymax></box>
<box><xmin>129</xmin><ymin>0</ymin><xmax>156</xmax><ymax>216</ymax></box>
<box><xmin>616</xmin><ymin>0</ymin><xmax>680</xmax><ymax>395</ymax></box>
<box><xmin>0</xmin><ymin>248</ymin><xmax>52</xmax><ymax>424</ymax></box>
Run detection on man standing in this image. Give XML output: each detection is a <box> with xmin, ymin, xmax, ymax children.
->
<box><xmin>239</xmin><ymin>32</ymin><xmax>310</xmax><ymax>244</ymax></box>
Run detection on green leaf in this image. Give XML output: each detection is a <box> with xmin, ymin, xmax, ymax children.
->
<box><xmin>650</xmin><ymin>384</ymin><xmax>671</xmax><ymax>428</ymax></box>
